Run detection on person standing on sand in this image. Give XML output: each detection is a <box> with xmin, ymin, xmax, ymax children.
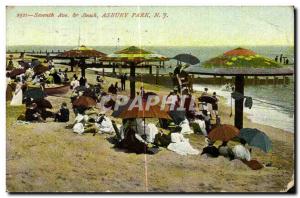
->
<box><xmin>174</xmin><ymin>64</ymin><xmax>182</xmax><ymax>92</ymax></box>
<box><xmin>114</xmin><ymin>82</ymin><xmax>120</xmax><ymax>92</ymax></box>
<box><xmin>285</xmin><ymin>58</ymin><xmax>289</xmax><ymax>65</ymax></box>
<box><xmin>70</xmin><ymin>76</ymin><xmax>79</xmax><ymax>90</ymax></box>
<box><xmin>212</xmin><ymin>92</ymin><xmax>219</xmax><ymax>118</ymax></box>
<box><xmin>120</xmin><ymin>74</ymin><xmax>127</xmax><ymax>91</ymax></box>
<box><xmin>201</xmin><ymin>87</ymin><xmax>209</xmax><ymax>97</ymax></box>
<box><xmin>10</xmin><ymin>80</ymin><xmax>23</xmax><ymax>106</ymax></box>
<box><xmin>79</xmin><ymin>76</ymin><xmax>87</xmax><ymax>87</ymax></box>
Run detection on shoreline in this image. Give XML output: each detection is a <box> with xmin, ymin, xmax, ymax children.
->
<box><xmin>193</xmin><ymin>84</ymin><xmax>294</xmax><ymax>133</ymax></box>
<box><xmin>86</xmin><ymin>68</ymin><xmax>294</xmax><ymax>140</ymax></box>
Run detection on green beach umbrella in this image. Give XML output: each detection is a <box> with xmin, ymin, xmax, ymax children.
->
<box><xmin>105</xmin><ymin>46</ymin><xmax>169</xmax><ymax>98</ymax></box>
<box><xmin>204</xmin><ymin>47</ymin><xmax>281</xmax><ymax>68</ymax></box>
<box><xmin>239</xmin><ymin>128</ymin><xmax>272</xmax><ymax>153</ymax></box>
<box><xmin>184</xmin><ymin>47</ymin><xmax>294</xmax><ymax>129</ymax></box>
<box><xmin>25</xmin><ymin>87</ymin><xmax>45</xmax><ymax>100</ymax></box>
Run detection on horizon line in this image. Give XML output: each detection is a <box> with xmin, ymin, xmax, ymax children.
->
<box><xmin>6</xmin><ymin>44</ymin><xmax>295</xmax><ymax>47</ymax></box>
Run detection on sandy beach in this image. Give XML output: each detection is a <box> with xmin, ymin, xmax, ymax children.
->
<box><xmin>6</xmin><ymin>67</ymin><xmax>294</xmax><ymax>192</ymax></box>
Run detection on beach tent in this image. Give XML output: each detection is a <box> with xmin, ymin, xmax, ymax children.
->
<box><xmin>57</xmin><ymin>45</ymin><xmax>106</xmax><ymax>76</ymax></box>
<box><xmin>239</xmin><ymin>128</ymin><xmax>272</xmax><ymax>153</ymax></box>
<box><xmin>184</xmin><ymin>47</ymin><xmax>294</xmax><ymax>129</ymax></box>
<box><xmin>104</xmin><ymin>46</ymin><xmax>169</xmax><ymax>98</ymax></box>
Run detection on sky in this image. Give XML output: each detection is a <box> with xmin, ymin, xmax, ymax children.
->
<box><xmin>6</xmin><ymin>6</ymin><xmax>294</xmax><ymax>46</ymax></box>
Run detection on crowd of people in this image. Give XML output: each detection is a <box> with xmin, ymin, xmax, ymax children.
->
<box><xmin>7</xmin><ymin>58</ymin><xmax>253</xmax><ymax>164</ymax></box>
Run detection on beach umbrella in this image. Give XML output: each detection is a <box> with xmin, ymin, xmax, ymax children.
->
<box><xmin>24</xmin><ymin>88</ymin><xmax>45</xmax><ymax>100</ymax></box>
<box><xmin>32</xmin><ymin>98</ymin><xmax>53</xmax><ymax>109</ymax></box>
<box><xmin>173</xmin><ymin>53</ymin><xmax>200</xmax><ymax>65</ymax></box>
<box><xmin>104</xmin><ymin>46</ymin><xmax>169</xmax><ymax>98</ymax></box>
<box><xmin>74</xmin><ymin>86</ymin><xmax>89</xmax><ymax>93</ymax></box>
<box><xmin>73</xmin><ymin>96</ymin><xmax>97</xmax><ymax>108</ymax></box>
<box><xmin>168</xmin><ymin>109</ymin><xmax>186</xmax><ymax>125</ymax></box>
<box><xmin>208</xmin><ymin>124</ymin><xmax>240</xmax><ymax>142</ymax></box>
<box><xmin>9</xmin><ymin>68</ymin><xmax>26</xmax><ymax>78</ymax></box>
<box><xmin>143</xmin><ymin>92</ymin><xmax>158</xmax><ymax>100</ymax></box>
<box><xmin>31</xmin><ymin>59</ymin><xmax>41</xmax><ymax>68</ymax></box>
<box><xmin>18</xmin><ymin>61</ymin><xmax>30</xmax><ymax>69</ymax></box>
<box><xmin>184</xmin><ymin>47</ymin><xmax>294</xmax><ymax>129</ymax></box>
<box><xmin>58</xmin><ymin>45</ymin><xmax>106</xmax><ymax>58</ymax></box>
<box><xmin>33</xmin><ymin>64</ymin><xmax>48</xmax><ymax>75</ymax></box>
<box><xmin>112</xmin><ymin>99</ymin><xmax>171</xmax><ymax>120</ymax></box>
<box><xmin>239</xmin><ymin>128</ymin><xmax>272</xmax><ymax>152</ymax></box>
<box><xmin>57</xmin><ymin>45</ymin><xmax>106</xmax><ymax>76</ymax></box>
<box><xmin>198</xmin><ymin>95</ymin><xmax>216</xmax><ymax>104</ymax></box>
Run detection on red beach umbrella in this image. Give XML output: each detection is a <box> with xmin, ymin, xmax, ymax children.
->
<box><xmin>208</xmin><ymin>124</ymin><xmax>240</xmax><ymax>142</ymax></box>
<box><xmin>72</xmin><ymin>96</ymin><xmax>97</xmax><ymax>108</ymax></box>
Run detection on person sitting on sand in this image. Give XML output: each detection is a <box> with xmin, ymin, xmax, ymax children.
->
<box><xmin>71</xmin><ymin>113</ymin><xmax>95</xmax><ymax>135</ymax></box>
<box><xmin>116</xmin><ymin>119</ymin><xmax>159</xmax><ymax>154</ymax></box>
<box><xmin>218</xmin><ymin>141</ymin><xmax>234</xmax><ymax>160</ymax></box>
<box><xmin>108</xmin><ymin>83</ymin><xmax>117</xmax><ymax>94</ymax></box>
<box><xmin>193</xmin><ymin>114</ymin><xmax>207</xmax><ymax>136</ymax></box>
<box><xmin>201</xmin><ymin>139</ymin><xmax>219</xmax><ymax>157</ymax></box>
<box><xmin>232</xmin><ymin>140</ymin><xmax>251</xmax><ymax>161</ymax></box>
<box><xmin>54</xmin><ymin>102</ymin><xmax>70</xmax><ymax>122</ymax></box>
<box><xmin>167</xmin><ymin>130</ymin><xmax>200</xmax><ymax>156</ymax></box>
<box><xmin>25</xmin><ymin>103</ymin><xmax>44</xmax><ymax>122</ymax></box>
<box><xmin>95</xmin><ymin>113</ymin><xmax>115</xmax><ymax>134</ymax></box>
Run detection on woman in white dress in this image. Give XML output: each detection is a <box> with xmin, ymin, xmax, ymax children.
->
<box><xmin>10</xmin><ymin>81</ymin><xmax>23</xmax><ymax>106</ymax></box>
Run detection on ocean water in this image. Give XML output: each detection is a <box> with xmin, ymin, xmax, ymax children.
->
<box><xmin>7</xmin><ymin>45</ymin><xmax>295</xmax><ymax>132</ymax></box>
<box><xmin>193</xmin><ymin>82</ymin><xmax>294</xmax><ymax>133</ymax></box>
